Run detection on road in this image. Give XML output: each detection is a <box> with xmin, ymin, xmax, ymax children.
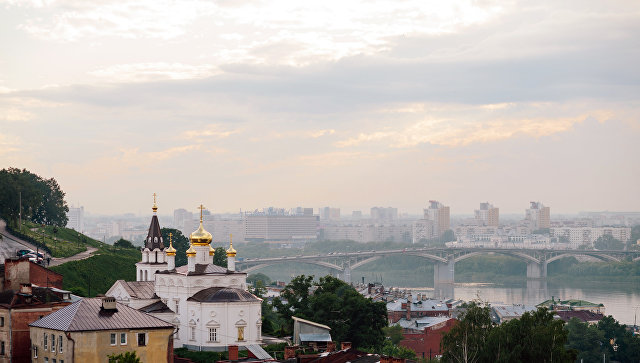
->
<box><xmin>0</xmin><ymin>219</ymin><xmax>41</xmax><ymax>261</ymax></box>
<box><xmin>0</xmin><ymin>219</ymin><xmax>98</xmax><ymax>266</ymax></box>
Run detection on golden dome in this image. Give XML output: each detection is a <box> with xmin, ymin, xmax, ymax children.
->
<box><xmin>186</xmin><ymin>244</ymin><xmax>196</xmax><ymax>257</ymax></box>
<box><xmin>190</xmin><ymin>221</ymin><xmax>213</xmax><ymax>246</ymax></box>
<box><xmin>166</xmin><ymin>233</ymin><xmax>176</xmax><ymax>256</ymax></box>
<box><xmin>209</xmin><ymin>244</ymin><xmax>215</xmax><ymax>256</ymax></box>
<box><xmin>190</xmin><ymin>204</ymin><xmax>212</xmax><ymax>246</ymax></box>
<box><xmin>226</xmin><ymin>235</ymin><xmax>237</xmax><ymax>257</ymax></box>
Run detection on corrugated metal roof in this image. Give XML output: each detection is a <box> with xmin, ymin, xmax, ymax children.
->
<box><xmin>30</xmin><ymin>298</ymin><xmax>174</xmax><ymax>332</ymax></box>
<box><xmin>118</xmin><ymin>280</ymin><xmax>156</xmax><ymax>299</ymax></box>
<box><xmin>246</xmin><ymin>344</ymin><xmax>273</xmax><ymax>360</ymax></box>
<box><xmin>299</xmin><ymin>333</ymin><xmax>332</xmax><ymax>342</ymax></box>
<box><xmin>175</xmin><ymin>264</ymin><xmax>228</xmax><ymax>275</ymax></box>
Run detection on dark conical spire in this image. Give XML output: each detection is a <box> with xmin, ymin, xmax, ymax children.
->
<box><xmin>145</xmin><ymin>194</ymin><xmax>165</xmax><ymax>250</ymax></box>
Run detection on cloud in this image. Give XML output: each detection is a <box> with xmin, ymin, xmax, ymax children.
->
<box><xmin>0</xmin><ymin>107</ymin><xmax>33</xmax><ymax>122</ymax></box>
<box><xmin>89</xmin><ymin>63</ymin><xmax>218</xmax><ymax>82</ymax></box>
<box><xmin>182</xmin><ymin>124</ymin><xmax>240</xmax><ymax>140</ymax></box>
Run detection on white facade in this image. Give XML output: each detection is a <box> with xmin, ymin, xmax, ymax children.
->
<box><xmin>550</xmin><ymin>226</ymin><xmax>631</xmax><ymax>249</ymax></box>
<box><xmin>66</xmin><ymin>206</ymin><xmax>84</xmax><ymax>232</ymax></box>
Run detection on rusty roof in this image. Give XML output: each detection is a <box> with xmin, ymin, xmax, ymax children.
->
<box><xmin>29</xmin><ymin>298</ymin><xmax>174</xmax><ymax>332</ymax></box>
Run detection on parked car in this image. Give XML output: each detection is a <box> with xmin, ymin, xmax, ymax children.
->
<box><xmin>16</xmin><ymin>249</ymin><xmax>32</xmax><ymax>256</ymax></box>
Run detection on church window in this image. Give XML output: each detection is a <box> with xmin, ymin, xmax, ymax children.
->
<box><xmin>257</xmin><ymin>324</ymin><xmax>261</xmax><ymax>340</ymax></box>
<box><xmin>190</xmin><ymin>326</ymin><xmax>196</xmax><ymax>341</ymax></box>
<box><xmin>208</xmin><ymin>328</ymin><xmax>218</xmax><ymax>342</ymax></box>
<box><xmin>110</xmin><ymin>333</ymin><xmax>116</xmax><ymax>345</ymax></box>
<box><xmin>174</xmin><ymin>299</ymin><xmax>180</xmax><ymax>314</ymax></box>
<box><xmin>237</xmin><ymin>327</ymin><xmax>245</xmax><ymax>341</ymax></box>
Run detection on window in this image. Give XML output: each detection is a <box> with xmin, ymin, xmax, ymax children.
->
<box><xmin>53</xmin><ymin>359</ymin><xmax>56</xmax><ymax>363</ymax></box>
<box><xmin>190</xmin><ymin>326</ymin><xmax>196</xmax><ymax>341</ymax></box>
<box><xmin>33</xmin><ymin>345</ymin><xmax>38</xmax><ymax>358</ymax></box>
<box><xmin>120</xmin><ymin>333</ymin><xmax>127</xmax><ymax>345</ymax></box>
<box><xmin>51</xmin><ymin>334</ymin><xmax>56</xmax><ymax>352</ymax></box>
<box><xmin>237</xmin><ymin>326</ymin><xmax>245</xmax><ymax>341</ymax></box>
<box><xmin>137</xmin><ymin>333</ymin><xmax>146</xmax><ymax>347</ymax></box>
<box><xmin>110</xmin><ymin>333</ymin><xmax>116</xmax><ymax>345</ymax></box>
<box><xmin>208</xmin><ymin>328</ymin><xmax>217</xmax><ymax>342</ymax></box>
<box><xmin>0</xmin><ymin>317</ymin><xmax>4</xmax><ymax>326</ymax></box>
<box><xmin>174</xmin><ymin>299</ymin><xmax>180</xmax><ymax>314</ymax></box>
<box><xmin>59</xmin><ymin>335</ymin><xmax>63</xmax><ymax>352</ymax></box>
<box><xmin>45</xmin><ymin>358</ymin><xmax>48</xmax><ymax>363</ymax></box>
<box><xmin>44</xmin><ymin>334</ymin><xmax>48</xmax><ymax>350</ymax></box>
<box><xmin>1</xmin><ymin>341</ymin><xmax>4</xmax><ymax>355</ymax></box>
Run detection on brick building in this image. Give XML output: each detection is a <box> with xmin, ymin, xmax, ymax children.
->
<box><xmin>1</xmin><ymin>259</ymin><xmax>63</xmax><ymax>291</ymax></box>
<box><xmin>386</xmin><ymin>295</ymin><xmax>449</xmax><ymax>323</ymax></box>
<box><xmin>0</xmin><ymin>284</ymin><xmax>71</xmax><ymax>363</ymax></box>
<box><xmin>392</xmin><ymin>316</ymin><xmax>457</xmax><ymax>360</ymax></box>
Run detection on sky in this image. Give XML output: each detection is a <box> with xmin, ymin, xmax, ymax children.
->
<box><xmin>1</xmin><ymin>0</ymin><xmax>639</xmax><ymax>216</ymax></box>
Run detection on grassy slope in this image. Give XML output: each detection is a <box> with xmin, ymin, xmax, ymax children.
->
<box><xmin>14</xmin><ymin>221</ymin><xmax>104</xmax><ymax>257</ymax></box>
<box><xmin>51</xmin><ymin>248</ymin><xmax>140</xmax><ymax>297</ymax></box>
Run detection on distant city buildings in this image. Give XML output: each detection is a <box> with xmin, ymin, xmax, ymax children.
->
<box><xmin>525</xmin><ymin>202</ymin><xmax>550</xmax><ymax>231</ymax></box>
<box><xmin>322</xmin><ymin>222</ymin><xmax>412</xmax><ymax>243</ymax></box>
<box><xmin>319</xmin><ymin>207</ymin><xmax>341</xmax><ymax>221</ymax></box>
<box><xmin>475</xmin><ymin>202</ymin><xmax>499</xmax><ymax>227</ymax></box>
<box><xmin>244</xmin><ymin>209</ymin><xmax>318</xmax><ymax>243</ymax></box>
<box><xmin>370</xmin><ymin>207</ymin><xmax>398</xmax><ymax>222</ymax></box>
<box><xmin>173</xmin><ymin>208</ymin><xmax>193</xmax><ymax>230</ymax></box>
<box><xmin>412</xmin><ymin>201</ymin><xmax>450</xmax><ymax>243</ymax></box>
<box><xmin>550</xmin><ymin>226</ymin><xmax>631</xmax><ymax>249</ymax></box>
<box><xmin>65</xmin><ymin>206</ymin><xmax>84</xmax><ymax>232</ymax></box>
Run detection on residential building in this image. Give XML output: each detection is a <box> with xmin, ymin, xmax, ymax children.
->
<box><xmin>29</xmin><ymin>297</ymin><xmax>174</xmax><ymax>363</ymax></box>
<box><xmin>319</xmin><ymin>207</ymin><xmax>341</xmax><ymax>221</ymax></box>
<box><xmin>244</xmin><ymin>213</ymin><xmax>318</xmax><ymax>242</ymax></box>
<box><xmin>475</xmin><ymin>202</ymin><xmax>499</xmax><ymax>227</ymax></box>
<box><xmin>0</xmin><ymin>284</ymin><xmax>72</xmax><ymax>363</ymax></box>
<box><xmin>525</xmin><ymin>202</ymin><xmax>550</xmax><ymax>231</ymax></box>
<box><xmin>292</xmin><ymin>317</ymin><xmax>332</xmax><ymax>350</ymax></box>
<box><xmin>387</xmin><ymin>295</ymin><xmax>450</xmax><ymax>323</ymax></box>
<box><xmin>550</xmin><ymin>226</ymin><xmax>632</xmax><ymax>249</ymax></box>
<box><xmin>490</xmin><ymin>304</ymin><xmax>536</xmax><ymax>324</ymax></box>
<box><xmin>173</xmin><ymin>208</ymin><xmax>193</xmax><ymax>230</ymax></box>
<box><xmin>391</xmin><ymin>316</ymin><xmax>457</xmax><ymax>360</ymax></box>
<box><xmin>1</xmin><ymin>259</ymin><xmax>63</xmax><ymax>291</ymax></box>
<box><xmin>370</xmin><ymin>207</ymin><xmax>398</xmax><ymax>221</ymax></box>
<box><xmin>322</xmin><ymin>223</ymin><xmax>412</xmax><ymax>243</ymax></box>
<box><xmin>65</xmin><ymin>206</ymin><xmax>84</xmax><ymax>233</ymax></box>
<box><xmin>412</xmin><ymin>201</ymin><xmax>450</xmax><ymax>242</ymax></box>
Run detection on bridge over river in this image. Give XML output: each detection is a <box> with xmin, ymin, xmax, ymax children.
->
<box><xmin>236</xmin><ymin>247</ymin><xmax>640</xmax><ymax>298</ymax></box>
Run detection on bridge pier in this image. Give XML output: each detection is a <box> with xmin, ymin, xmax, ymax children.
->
<box><xmin>342</xmin><ymin>267</ymin><xmax>351</xmax><ymax>284</ymax></box>
<box><xmin>526</xmin><ymin>262</ymin><xmax>547</xmax><ymax>279</ymax></box>
<box><xmin>433</xmin><ymin>259</ymin><xmax>455</xmax><ymax>299</ymax></box>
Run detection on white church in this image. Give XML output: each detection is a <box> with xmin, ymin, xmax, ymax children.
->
<box><xmin>106</xmin><ymin>200</ymin><xmax>263</xmax><ymax>351</ymax></box>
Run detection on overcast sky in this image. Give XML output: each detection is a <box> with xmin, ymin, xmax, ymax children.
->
<box><xmin>1</xmin><ymin>0</ymin><xmax>639</xmax><ymax>216</ymax></box>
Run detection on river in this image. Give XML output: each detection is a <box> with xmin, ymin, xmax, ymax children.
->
<box><xmin>402</xmin><ymin>281</ymin><xmax>640</xmax><ymax>326</ymax></box>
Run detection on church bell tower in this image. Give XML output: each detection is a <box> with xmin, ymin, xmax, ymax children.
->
<box><xmin>136</xmin><ymin>193</ymin><xmax>169</xmax><ymax>281</ymax></box>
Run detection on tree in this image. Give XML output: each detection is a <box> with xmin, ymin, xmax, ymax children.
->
<box><xmin>0</xmin><ymin>168</ymin><xmax>68</xmax><ymax>227</ymax></box>
<box><xmin>213</xmin><ymin>247</ymin><xmax>227</xmax><ymax>268</ymax></box>
<box><xmin>442</xmin><ymin>229</ymin><xmax>456</xmax><ymax>242</ymax></box>
<box><xmin>160</xmin><ymin>228</ymin><xmax>189</xmax><ymax>267</ymax></box>
<box><xmin>565</xmin><ymin>318</ymin><xmax>606</xmax><ymax>362</ymax></box>
<box><xmin>441</xmin><ymin>302</ymin><xmax>493</xmax><ymax>363</ymax></box>
<box><xmin>272</xmin><ymin>275</ymin><xmax>387</xmax><ymax>348</ymax></box>
<box><xmin>108</xmin><ymin>351</ymin><xmax>141</xmax><ymax>363</ymax></box>
<box><xmin>383</xmin><ymin>325</ymin><xmax>404</xmax><ymax>345</ymax></box>
<box><xmin>594</xmin><ymin>235</ymin><xmax>624</xmax><ymax>250</ymax></box>
<box><xmin>114</xmin><ymin>238</ymin><xmax>136</xmax><ymax>249</ymax></box>
<box><xmin>248</xmin><ymin>273</ymin><xmax>272</xmax><ymax>286</ymax></box>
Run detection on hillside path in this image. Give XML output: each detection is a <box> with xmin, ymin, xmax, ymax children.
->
<box><xmin>0</xmin><ymin>219</ymin><xmax>98</xmax><ymax>267</ymax></box>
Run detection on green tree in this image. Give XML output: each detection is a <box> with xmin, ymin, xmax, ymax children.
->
<box><xmin>383</xmin><ymin>325</ymin><xmax>404</xmax><ymax>345</ymax></box>
<box><xmin>161</xmin><ymin>228</ymin><xmax>189</xmax><ymax>267</ymax></box>
<box><xmin>380</xmin><ymin>340</ymin><xmax>417</xmax><ymax>359</ymax></box>
<box><xmin>565</xmin><ymin>318</ymin><xmax>606</xmax><ymax>362</ymax></box>
<box><xmin>114</xmin><ymin>238</ymin><xmax>136</xmax><ymax>249</ymax></box>
<box><xmin>0</xmin><ymin>168</ymin><xmax>68</xmax><ymax>227</ymax></box>
<box><xmin>213</xmin><ymin>247</ymin><xmax>228</xmax><ymax>268</ymax></box>
<box><xmin>441</xmin><ymin>302</ymin><xmax>493</xmax><ymax>363</ymax></box>
<box><xmin>248</xmin><ymin>273</ymin><xmax>272</xmax><ymax>286</ymax></box>
<box><xmin>272</xmin><ymin>275</ymin><xmax>387</xmax><ymax>348</ymax></box>
<box><xmin>108</xmin><ymin>351</ymin><xmax>141</xmax><ymax>363</ymax></box>
<box><xmin>594</xmin><ymin>235</ymin><xmax>624</xmax><ymax>250</ymax></box>
<box><xmin>442</xmin><ymin>229</ymin><xmax>456</xmax><ymax>242</ymax></box>
<box><xmin>596</xmin><ymin>315</ymin><xmax>640</xmax><ymax>362</ymax></box>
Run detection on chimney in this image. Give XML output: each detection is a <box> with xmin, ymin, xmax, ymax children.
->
<box><xmin>101</xmin><ymin>296</ymin><xmax>117</xmax><ymax>310</ymax></box>
<box><xmin>228</xmin><ymin>345</ymin><xmax>239</xmax><ymax>361</ymax></box>
<box><xmin>406</xmin><ymin>300</ymin><xmax>411</xmax><ymax>320</ymax></box>
<box><xmin>284</xmin><ymin>346</ymin><xmax>296</xmax><ymax>359</ymax></box>
<box><xmin>341</xmin><ymin>342</ymin><xmax>352</xmax><ymax>350</ymax></box>
<box><xmin>381</xmin><ymin>356</ymin><xmax>392</xmax><ymax>363</ymax></box>
<box><xmin>20</xmin><ymin>283</ymin><xmax>32</xmax><ymax>295</ymax></box>
<box><xmin>327</xmin><ymin>342</ymin><xmax>336</xmax><ymax>352</ymax></box>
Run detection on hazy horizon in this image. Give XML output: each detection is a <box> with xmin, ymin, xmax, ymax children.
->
<box><xmin>2</xmin><ymin>0</ymin><xmax>639</xmax><ymax>216</ymax></box>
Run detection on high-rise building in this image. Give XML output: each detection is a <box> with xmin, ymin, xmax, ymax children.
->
<box><xmin>244</xmin><ymin>209</ymin><xmax>318</xmax><ymax>242</ymax></box>
<box><xmin>370</xmin><ymin>207</ymin><xmax>398</xmax><ymax>221</ymax></box>
<box><xmin>475</xmin><ymin>202</ymin><xmax>499</xmax><ymax>227</ymax></box>
<box><xmin>173</xmin><ymin>208</ymin><xmax>194</xmax><ymax>230</ymax></box>
<box><xmin>424</xmin><ymin>200</ymin><xmax>450</xmax><ymax>237</ymax></box>
<box><xmin>66</xmin><ymin>206</ymin><xmax>84</xmax><ymax>232</ymax></box>
<box><xmin>525</xmin><ymin>202</ymin><xmax>550</xmax><ymax>230</ymax></box>
<box><xmin>319</xmin><ymin>207</ymin><xmax>340</xmax><ymax>220</ymax></box>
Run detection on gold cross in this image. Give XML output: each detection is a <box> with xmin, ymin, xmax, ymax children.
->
<box><xmin>153</xmin><ymin>193</ymin><xmax>157</xmax><ymax>206</ymax></box>
<box><xmin>198</xmin><ymin>204</ymin><xmax>207</xmax><ymax>222</ymax></box>
<box><xmin>169</xmin><ymin>232</ymin><xmax>173</xmax><ymax>245</ymax></box>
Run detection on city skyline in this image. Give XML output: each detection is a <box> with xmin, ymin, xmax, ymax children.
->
<box><xmin>1</xmin><ymin>0</ymin><xmax>639</xmax><ymax>215</ymax></box>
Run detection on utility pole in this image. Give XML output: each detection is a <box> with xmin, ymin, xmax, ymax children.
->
<box><xmin>18</xmin><ymin>191</ymin><xmax>22</xmax><ymax>231</ymax></box>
